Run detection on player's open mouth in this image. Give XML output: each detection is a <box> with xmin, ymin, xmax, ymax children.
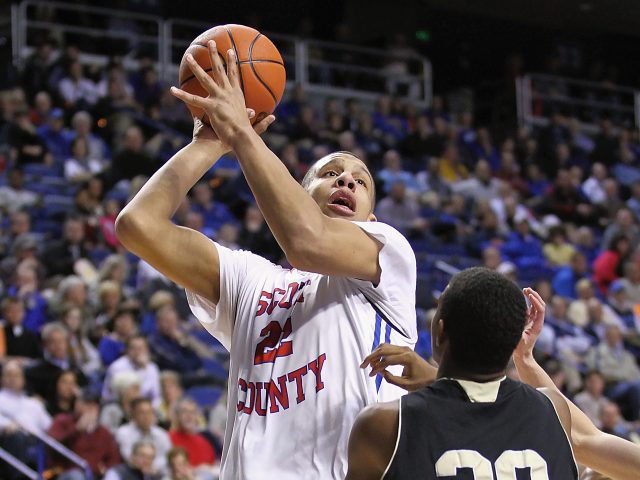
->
<box><xmin>327</xmin><ymin>190</ymin><xmax>356</xmax><ymax>217</ymax></box>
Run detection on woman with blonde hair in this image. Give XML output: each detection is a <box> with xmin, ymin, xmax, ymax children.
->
<box><xmin>59</xmin><ymin>304</ymin><xmax>102</xmax><ymax>377</ymax></box>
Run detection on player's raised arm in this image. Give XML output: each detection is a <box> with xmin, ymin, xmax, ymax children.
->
<box><xmin>171</xmin><ymin>42</ymin><xmax>384</xmax><ymax>284</ymax></box>
<box><xmin>116</xmin><ymin>113</ymin><xmax>273</xmax><ymax>304</ymax></box>
<box><xmin>513</xmin><ymin>288</ymin><xmax>640</xmax><ymax>480</ymax></box>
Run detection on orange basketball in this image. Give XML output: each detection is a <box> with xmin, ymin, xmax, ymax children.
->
<box><xmin>178</xmin><ymin>24</ymin><xmax>286</xmax><ymax>124</ymax></box>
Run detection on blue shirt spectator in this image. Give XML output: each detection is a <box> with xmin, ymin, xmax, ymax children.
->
<box><xmin>36</xmin><ymin>108</ymin><xmax>72</xmax><ymax>160</ymax></box>
<box><xmin>377</xmin><ymin>150</ymin><xmax>419</xmax><ymax>194</ymax></box>
<box><xmin>552</xmin><ymin>252</ymin><xmax>588</xmax><ymax>300</ymax></box>
<box><xmin>500</xmin><ymin>215</ymin><xmax>545</xmax><ymax>269</ymax></box>
<box><xmin>147</xmin><ymin>306</ymin><xmax>202</xmax><ymax>373</ymax></box>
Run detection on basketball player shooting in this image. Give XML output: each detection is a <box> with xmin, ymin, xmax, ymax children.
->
<box><xmin>351</xmin><ymin>281</ymin><xmax>640</xmax><ymax>480</ymax></box>
<box><xmin>116</xmin><ymin>41</ymin><xmax>417</xmax><ymax>479</ymax></box>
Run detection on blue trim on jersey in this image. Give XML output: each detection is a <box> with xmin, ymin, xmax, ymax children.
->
<box><xmin>371</xmin><ymin>313</ymin><xmax>382</xmax><ymax>352</ymax></box>
<box><xmin>376</xmin><ymin>322</ymin><xmax>393</xmax><ymax>391</ymax></box>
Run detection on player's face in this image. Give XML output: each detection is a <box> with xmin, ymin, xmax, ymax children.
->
<box><xmin>305</xmin><ymin>154</ymin><xmax>376</xmax><ymax>222</ymax></box>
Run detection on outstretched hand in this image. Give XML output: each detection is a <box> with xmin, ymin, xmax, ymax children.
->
<box><xmin>513</xmin><ymin>287</ymin><xmax>546</xmax><ymax>360</ymax></box>
<box><xmin>173</xmin><ymin>40</ymin><xmax>275</xmax><ymax>149</ymax></box>
<box><xmin>361</xmin><ymin>344</ymin><xmax>437</xmax><ymax>392</ymax></box>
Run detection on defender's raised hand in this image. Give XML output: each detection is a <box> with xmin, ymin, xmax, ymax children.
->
<box><xmin>513</xmin><ymin>287</ymin><xmax>546</xmax><ymax>360</ymax></box>
<box><xmin>171</xmin><ymin>40</ymin><xmax>274</xmax><ymax>149</ymax></box>
<box><xmin>361</xmin><ymin>344</ymin><xmax>437</xmax><ymax>392</ymax></box>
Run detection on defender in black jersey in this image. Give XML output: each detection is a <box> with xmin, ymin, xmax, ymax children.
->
<box><xmin>346</xmin><ymin>267</ymin><xmax>578</xmax><ymax>480</ymax></box>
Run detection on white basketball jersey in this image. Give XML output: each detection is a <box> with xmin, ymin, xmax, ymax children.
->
<box><xmin>187</xmin><ymin>221</ymin><xmax>417</xmax><ymax>479</ymax></box>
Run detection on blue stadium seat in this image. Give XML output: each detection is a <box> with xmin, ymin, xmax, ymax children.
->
<box><xmin>187</xmin><ymin>385</ymin><xmax>223</xmax><ymax>410</ymax></box>
<box><xmin>202</xmin><ymin>358</ymin><xmax>228</xmax><ymax>380</ymax></box>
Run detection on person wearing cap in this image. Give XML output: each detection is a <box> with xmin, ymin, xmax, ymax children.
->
<box><xmin>608</xmin><ymin>279</ymin><xmax>635</xmax><ymax>327</ymax></box>
<box><xmin>48</xmin><ymin>388</ymin><xmax>121</xmax><ymax>479</ymax></box>
<box><xmin>36</xmin><ymin>107</ymin><xmax>72</xmax><ymax>160</ymax></box>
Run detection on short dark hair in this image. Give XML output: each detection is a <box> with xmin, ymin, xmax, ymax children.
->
<box><xmin>125</xmin><ymin>334</ymin><xmax>147</xmax><ymax>350</ymax></box>
<box><xmin>438</xmin><ymin>267</ymin><xmax>527</xmax><ymax>375</ymax></box>
<box><xmin>131</xmin><ymin>397</ymin><xmax>152</xmax><ymax>412</ymax></box>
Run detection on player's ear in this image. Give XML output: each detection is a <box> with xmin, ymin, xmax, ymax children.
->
<box><xmin>434</xmin><ymin>318</ymin><xmax>445</xmax><ymax>347</ymax></box>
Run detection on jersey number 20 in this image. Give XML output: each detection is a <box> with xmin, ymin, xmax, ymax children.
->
<box><xmin>254</xmin><ymin>317</ymin><xmax>293</xmax><ymax>365</ymax></box>
<box><xmin>435</xmin><ymin>449</ymin><xmax>549</xmax><ymax>479</ymax></box>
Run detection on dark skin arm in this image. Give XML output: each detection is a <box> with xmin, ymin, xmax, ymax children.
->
<box><xmin>346</xmin><ymin>401</ymin><xmax>399</xmax><ymax>480</ymax></box>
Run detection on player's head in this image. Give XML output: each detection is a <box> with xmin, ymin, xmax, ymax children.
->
<box><xmin>431</xmin><ymin>267</ymin><xmax>527</xmax><ymax>375</ymax></box>
<box><xmin>301</xmin><ymin>151</ymin><xmax>376</xmax><ymax>222</ymax></box>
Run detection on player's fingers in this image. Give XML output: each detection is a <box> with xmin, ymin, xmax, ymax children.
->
<box><xmin>227</xmin><ymin>48</ymin><xmax>241</xmax><ymax>90</ymax></box>
<box><xmin>360</xmin><ymin>344</ymin><xmax>400</xmax><ymax>368</ymax></box>
<box><xmin>382</xmin><ymin>371</ymin><xmax>414</xmax><ymax>389</ymax></box>
<box><xmin>368</xmin><ymin>352</ymin><xmax>412</xmax><ymax>376</ymax></box>
<box><xmin>170</xmin><ymin>86</ymin><xmax>208</xmax><ymax>108</ymax></box>
<box><xmin>185</xmin><ymin>53</ymin><xmax>219</xmax><ymax>95</ymax></box>
<box><xmin>207</xmin><ymin>41</ymin><xmax>230</xmax><ymax>88</ymax></box>
<box><xmin>253</xmin><ymin>115</ymin><xmax>276</xmax><ymax>136</ymax></box>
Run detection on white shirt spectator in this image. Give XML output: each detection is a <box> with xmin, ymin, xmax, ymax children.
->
<box><xmin>582</xmin><ymin>176</ymin><xmax>607</xmax><ymax>204</ymax></box>
<box><xmin>0</xmin><ymin>388</ymin><xmax>52</xmax><ymax>432</ymax></box>
<box><xmin>59</xmin><ymin>77</ymin><xmax>99</xmax><ymax>106</ymax></box>
<box><xmin>64</xmin><ymin>156</ymin><xmax>105</xmax><ymax>182</ymax></box>
<box><xmin>115</xmin><ymin>422</ymin><xmax>171</xmax><ymax>473</ymax></box>
<box><xmin>103</xmin><ymin>356</ymin><xmax>161</xmax><ymax>405</ymax></box>
<box><xmin>0</xmin><ymin>186</ymin><xmax>38</xmax><ymax>214</ymax></box>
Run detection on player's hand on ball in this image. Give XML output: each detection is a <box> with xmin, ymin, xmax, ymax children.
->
<box><xmin>513</xmin><ymin>287</ymin><xmax>546</xmax><ymax>360</ymax></box>
<box><xmin>172</xmin><ymin>41</ymin><xmax>274</xmax><ymax>149</ymax></box>
<box><xmin>361</xmin><ymin>343</ymin><xmax>437</xmax><ymax>392</ymax></box>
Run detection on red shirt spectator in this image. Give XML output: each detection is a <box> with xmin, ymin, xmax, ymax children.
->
<box><xmin>593</xmin><ymin>234</ymin><xmax>631</xmax><ymax>295</ymax></box>
<box><xmin>169</xmin><ymin>398</ymin><xmax>216</xmax><ymax>467</ymax></box>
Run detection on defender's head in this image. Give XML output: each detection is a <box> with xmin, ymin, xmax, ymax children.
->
<box><xmin>431</xmin><ymin>267</ymin><xmax>527</xmax><ymax>375</ymax></box>
<box><xmin>301</xmin><ymin>151</ymin><xmax>376</xmax><ymax>222</ymax></box>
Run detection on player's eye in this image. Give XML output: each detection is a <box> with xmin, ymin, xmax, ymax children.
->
<box><xmin>324</xmin><ymin>171</ymin><xmax>338</xmax><ymax>177</ymax></box>
<box><xmin>356</xmin><ymin>179</ymin><xmax>367</xmax><ymax>187</ymax></box>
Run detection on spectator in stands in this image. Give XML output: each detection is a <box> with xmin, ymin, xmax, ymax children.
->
<box><xmin>70</xmin><ymin>110</ymin><xmax>107</xmax><ymax>161</ymax></box>
<box><xmin>375</xmin><ymin>181</ymin><xmax>425</xmax><ymax>236</ymax></box>
<box><xmin>237</xmin><ymin>204</ymin><xmax>281</xmax><ymax>263</ymax></box>
<box><xmin>103</xmin><ymin>335</ymin><xmax>161</xmax><ymax>405</ymax></box>
<box><xmin>37</xmin><ymin>108</ymin><xmax>72</xmax><ymax>160</ymax></box>
<box><xmin>21</xmin><ymin>39</ymin><xmax>55</xmax><ymax>98</ymax></box>
<box><xmin>190</xmin><ymin>182</ymin><xmax>236</xmax><ymax>233</ymax></box>
<box><xmin>601</xmin><ymin>207</ymin><xmax>640</xmax><ymax>250</ymax></box>
<box><xmin>543</xmin><ymin>225</ymin><xmax>576</xmax><ymax>267</ymax></box>
<box><xmin>92</xmin><ymin>72</ymin><xmax>138</xmax><ymax>127</ymax></box>
<box><xmin>481</xmin><ymin>246</ymin><xmax>502</xmax><ymax>271</ymax></box>
<box><xmin>48</xmin><ymin>388</ymin><xmax>121</xmax><ymax>479</ymax></box>
<box><xmin>101</xmin><ymin>372</ymin><xmax>142</xmax><ymax>434</ymax></box>
<box><xmin>47</xmin><ymin>370</ymin><xmax>79</xmax><ymax>417</ymax></box>
<box><xmin>438</xmin><ymin>142</ymin><xmax>468</xmax><ymax>183</ymax></box>
<box><xmin>543</xmin><ymin>168</ymin><xmax>596</xmax><ymax>223</ymax></box>
<box><xmin>599</xmin><ymin>402</ymin><xmax>633</xmax><ymax>440</ymax></box>
<box><xmin>591</xmin><ymin>118</ymin><xmax>618</xmax><ymax>167</ymax></box>
<box><xmin>0</xmin><ymin>168</ymin><xmax>39</xmax><ymax>214</ymax></box>
<box><xmin>549</xmin><ymin>295</ymin><xmax>594</xmax><ymax>368</ymax></box>
<box><xmin>607</xmin><ymin>279</ymin><xmax>635</xmax><ymax>329</ymax></box>
<box><xmin>8</xmin><ymin>108</ymin><xmax>52</xmax><ymax>165</ymax></box>
<box><xmin>169</xmin><ymin>398</ymin><xmax>217</xmax><ymax>474</ymax></box>
<box><xmin>593</xmin><ymin>233</ymin><xmax>631</xmax><ymax>295</ymax></box>
<box><xmin>0</xmin><ymin>360</ymin><xmax>52</xmax><ymax>480</ymax></box>
<box><xmin>574</xmin><ymin>225</ymin><xmax>599</xmax><ymax>264</ymax></box>
<box><xmin>568</xmin><ymin>279</ymin><xmax>599</xmax><ymax>327</ymax></box>
<box><xmin>158</xmin><ymin>371</ymin><xmax>185</xmax><ymax>430</ymax></box>
<box><xmin>29</xmin><ymin>91</ymin><xmax>52</xmax><ymax>127</ymax></box>
<box><xmin>4</xmin><ymin>210</ymin><xmax>32</xmax><ymax>250</ymax></box>
<box><xmin>494</xmin><ymin>151</ymin><xmax>529</xmax><ymax>198</ymax></box>
<box><xmin>500</xmin><ymin>211</ymin><xmax>544</xmax><ymax>268</ymax></box>
<box><xmin>93</xmin><ymin>280</ymin><xmax>124</xmax><ymax>333</ymax></box>
<box><xmin>415</xmin><ymin>156</ymin><xmax>451</xmax><ymax>199</ymax></box>
<box><xmin>586</xmin><ymin>324</ymin><xmax>640</xmax><ymax>420</ymax></box>
<box><xmin>600</xmin><ymin>178</ymin><xmax>624</xmax><ymax>220</ymax></box>
<box><xmin>619</xmin><ymin>261</ymin><xmax>640</xmax><ymax>304</ymax></box>
<box><xmin>51</xmin><ymin>276</ymin><xmax>90</xmax><ymax>319</ymax></box>
<box><xmin>59</xmin><ymin>305</ymin><xmax>102</xmax><ymax>377</ymax></box>
<box><xmin>134</xmin><ymin>67</ymin><xmax>162</xmax><ymax>107</ymax></box>
<box><xmin>99</xmin><ymin>306</ymin><xmax>138</xmax><ymax>366</ymax></box>
<box><xmin>7</xmin><ymin>261</ymin><xmax>49</xmax><ymax>333</ymax></box>
<box><xmin>116</xmin><ymin>398</ymin><xmax>171</xmax><ymax>474</ymax></box>
<box><xmin>107</xmin><ymin>125</ymin><xmax>157</xmax><ymax>188</ymax></box>
<box><xmin>74</xmin><ymin>176</ymin><xmax>105</xmax><ymax>217</ymax></box>
<box><xmin>47</xmin><ymin>44</ymin><xmax>81</xmax><ymax>94</ymax></box>
<box><xmin>104</xmin><ymin>440</ymin><xmax>161</xmax><ymax>480</ymax></box>
<box><xmin>148</xmin><ymin>305</ymin><xmax>207</xmax><ymax>377</ymax></box>
<box><xmin>552</xmin><ymin>251</ymin><xmax>588</xmax><ymax>299</ymax></box>
<box><xmin>453</xmin><ymin>159</ymin><xmax>504</xmax><ymax>202</ymax></box>
<box><xmin>216</xmin><ymin>223</ymin><xmax>240</xmax><ymax>250</ymax></box>
<box><xmin>581</xmin><ymin>162</ymin><xmax>608</xmax><ymax>205</ymax></box>
<box><xmin>26</xmin><ymin>322</ymin><xmax>87</xmax><ymax>404</ymax></box>
<box><xmin>626</xmin><ymin>180</ymin><xmax>640</xmax><ymax>221</ymax></box>
<box><xmin>0</xmin><ymin>296</ymin><xmax>41</xmax><ymax>360</ymax></box>
<box><xmin>573</xmin><ymin>371</ymin><xmax>609</xmax><ymax>428</ymax></box>
<box><xmin>58</xmin><ymin>60</ymin><xmax>99</xmax><ymax>110</ymax></box>
<box><xmin>376</xmin><ymin>149</ymin><xmax>417</xmax><ymax>194</ymax></box>
<box><xmin>166</xmin><ymin>447</ymin><xmax>198</xmax><ymax>480</ymax></box>
<box><xmin>41</xmin><ymin>216</ymin><xmax>90</xmax><ymax>277</ymax></box>
<box><xmin>400</xmin><ymin>115</ymin><xmax>433</xmax><ymax>160</ymax></box>
<box><xmin>64</xmin><ymin>136</ymin><xmax>105</xmax><ymax>183</ymax></box>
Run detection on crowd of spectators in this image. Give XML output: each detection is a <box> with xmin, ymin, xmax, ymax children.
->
<box><xmin>1</xmin><ymin>34</ymin><xmax>640</xmax><ymax>478</ymax></box>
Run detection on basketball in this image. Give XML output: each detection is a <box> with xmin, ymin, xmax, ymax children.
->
<box><xmin>178</xmin><ymin>24</ymin><xmax>286</xmax><ymax>124</ymax></box>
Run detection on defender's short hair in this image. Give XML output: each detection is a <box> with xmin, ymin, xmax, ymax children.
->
<box><xmin>438</xmin><ymin>267</ymin><xmax>527</xmax><ymax>375</ymax></box>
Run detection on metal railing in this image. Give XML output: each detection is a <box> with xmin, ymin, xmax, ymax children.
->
<box><xmin>516</xmin><ymin>73</ymin><xmax>640</xmax><ymax>134</ymax></box>
<box><xmin>11</xmin><ymin>0</ymin><xmax>433</xmax><ymax>106</ymax></box>
<box><xmin>0</xmin><ymin>411</ymin><xmax>93</xmax><ymax>480</ymax></box>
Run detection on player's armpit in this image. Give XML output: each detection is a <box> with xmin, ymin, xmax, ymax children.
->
<box><xmin>289</xmin><ymin>218</ymin><xmax>382</xmax><ymax>283</ymax></box>
<box><xmin>346</xmin><ymin>402</ymin><xmax>399</xmax><ymax>480</ymax></box>
<box><xmin>116</xmin><ymin>216</ymin><xmax>221</xmax><ymax>303</ymax></box>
